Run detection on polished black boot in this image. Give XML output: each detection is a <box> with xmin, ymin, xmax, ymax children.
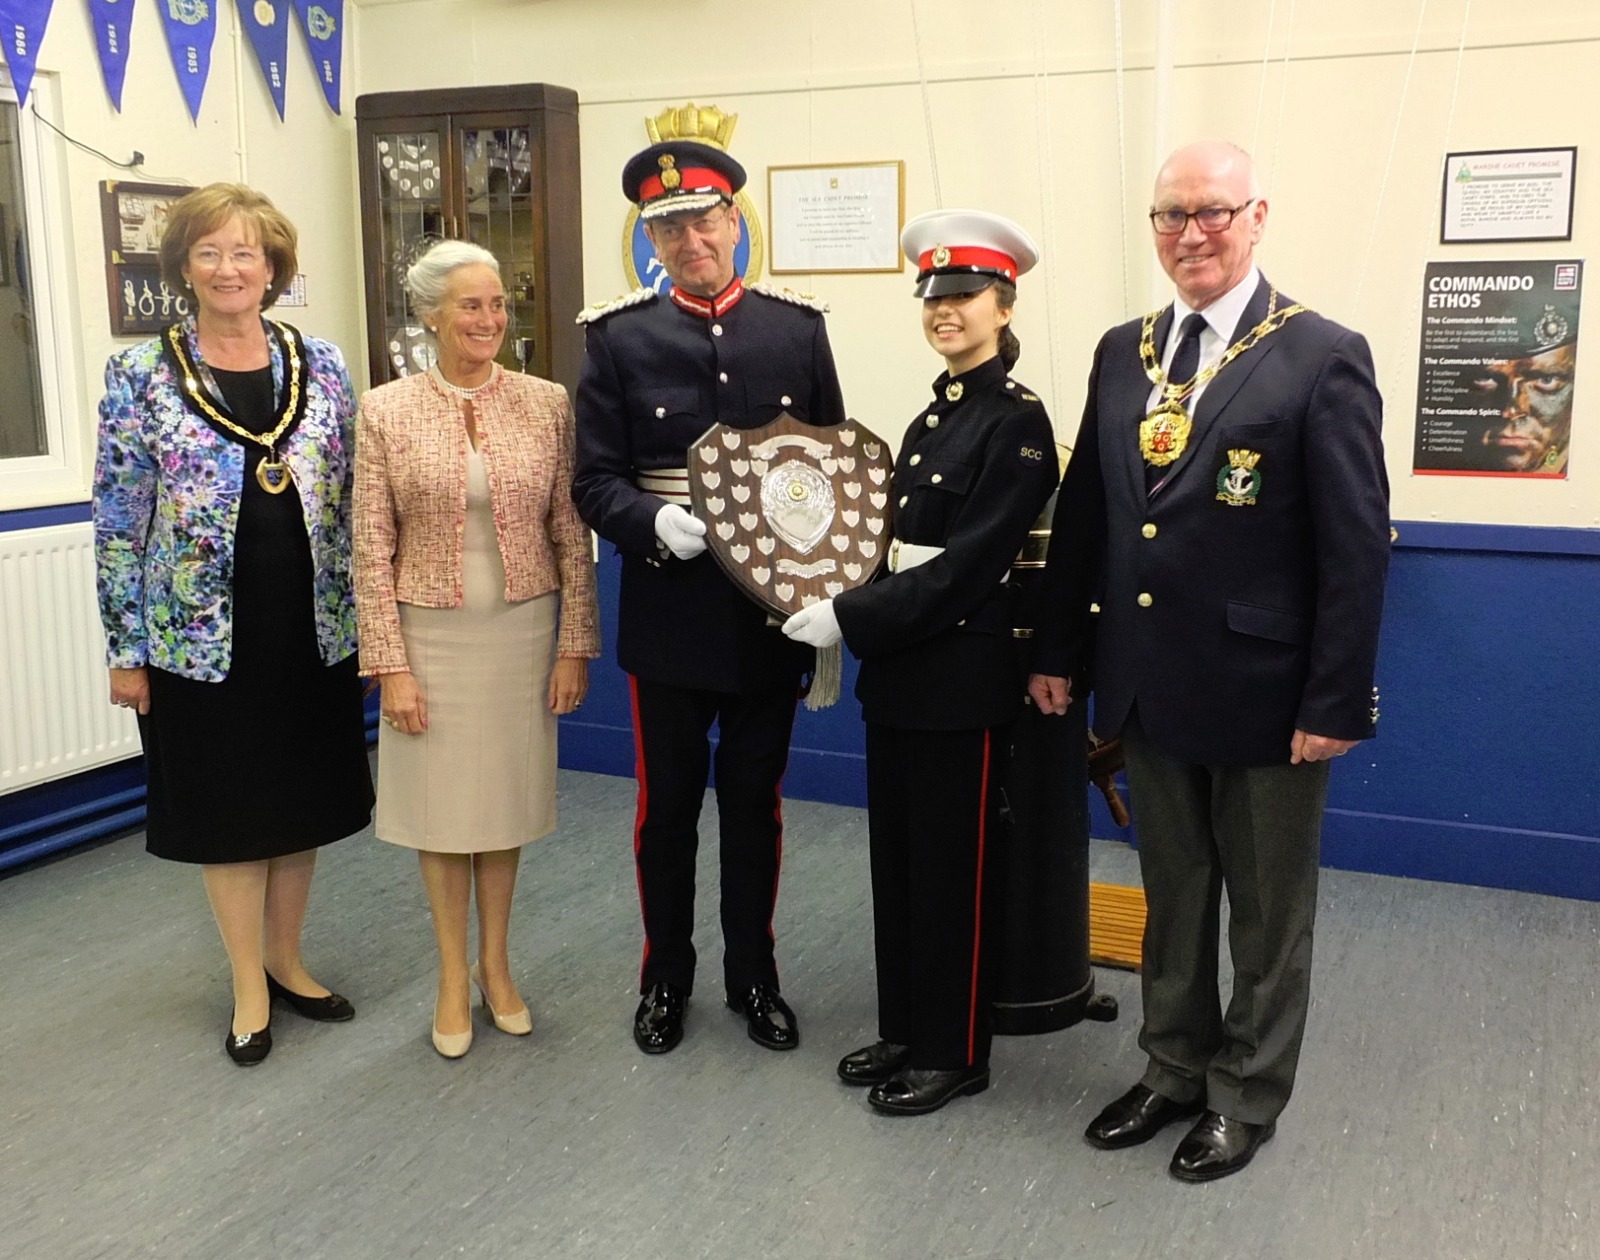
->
<box><xmin>1170</xmin><ymin>1111</ymin><xmax>1276</xmax><ymax>1182</ymax></box>
<box><xmin>837</xmin><ymin>1040</ymin><xmax>912</xmax><ymax>1086</ymax></box>
<box><xmin>726</xmin><ymin>983</ymin><xmax>799</xmax><ymax>1050</ymax></box>
<box><xmin>1084</xmin><ymin>1083</ymin><xmax>1205</xmax><ymax>1150</ymax></box>
<box><xmin>266</xmin><ymin>972</ymin><xmax>355</xmax><ymax>1022</ymax></box>
<box><xmin>633</xmin><ymin>982</ymin><xmax>687</xmax><ymax>1054</ymax></box>
<box><xmin>867</xmin><ymin>1066</ymin><xmax>989</xmax><ymax>1116</ymax></box>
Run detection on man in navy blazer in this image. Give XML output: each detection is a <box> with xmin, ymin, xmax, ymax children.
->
<box><xmin>1029</xmin><ymin>141</ymin><xmax>1389</xmax><ymax>1181</ymax></box>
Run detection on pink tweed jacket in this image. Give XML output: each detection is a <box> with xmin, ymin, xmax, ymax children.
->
<box><xmin>354</xmin><ymin>369</ymin><xmax>601</xmax><ymax>675</ymax></box>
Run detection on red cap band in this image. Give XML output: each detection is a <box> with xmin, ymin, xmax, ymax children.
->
<box><xmin>917</xmin><ymin>245</ymin><xmax>1018</xmax><ymax>280</ymax></box>
<box><xmin>638</xmin><ymin>167</ymin><xmax>733</xmax><ymax>203</ymax></box>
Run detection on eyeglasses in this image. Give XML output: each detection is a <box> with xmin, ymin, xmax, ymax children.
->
<box><xmin>1148</xmin><ymin>200</ymin><xmax>1257</xmax><ymax>235</ymax></box>
<box><xmin>189</xmin><ymin>247</ymin><xmax>267</xmax><ymax>271</ymax></box>
<box><xmin>651</xmin><ymin>210</ymin><xmax>730</xmax><ymax>244</ymax></box>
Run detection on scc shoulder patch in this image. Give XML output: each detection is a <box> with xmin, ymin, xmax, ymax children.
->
<box><xmin>1017</xmin><ymin>442</ymin><xmax>1049</xmax><ymax>466</ymax></box>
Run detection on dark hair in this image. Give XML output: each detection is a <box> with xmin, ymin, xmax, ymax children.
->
<box><xmin>159</xmin><ymin>183</ymin><xmax>298</xmax><ymax>309</ymax></box>
<box><xmin>993</xmin><ymin>279</ymin><xmax>1021</xmax><ymax>370</ymax></box>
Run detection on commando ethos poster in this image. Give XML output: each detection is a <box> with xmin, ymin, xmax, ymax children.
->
<box><xmin>1413</xmin><ymin>259</ymin><xmax>1582</xmax><ymax>478</ymax></box>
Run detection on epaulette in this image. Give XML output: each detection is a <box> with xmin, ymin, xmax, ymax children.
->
<box><xmin>1003</xmin><ymin>378</ymin><xmax>1044</xmax><ymax>404</ymax></box>
<box><xmin>575</xmin><ymin>287</ymin><xmax>657</xmax><ymax>325</ymax></box>
<box><xmin>744</xmin><ymin>281</ymin><xmax>829</xmax><ymax>314</ymax></box>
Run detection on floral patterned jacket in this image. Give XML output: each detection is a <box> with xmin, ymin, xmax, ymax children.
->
<box><xmin>93</xmin><ymin>317</ymin><xmax>360</xmax><ymax>681</ymax></box>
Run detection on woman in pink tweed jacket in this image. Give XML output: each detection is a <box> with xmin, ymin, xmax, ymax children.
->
<box><xmin>354</xmin><ymin>240</ymin><xmax>600</xmax><ymax>1057</ymax></box>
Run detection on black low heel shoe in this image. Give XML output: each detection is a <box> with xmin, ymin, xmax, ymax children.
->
<box><xmin>867</xmin><ymin>1065</ymin><xmax>990</xmax><ymax>1116</ymax></box>
<box><xmin>266</xmin><ymin>972</ymin><xmax>355</xmax><ymax>1022</ymax></box>
<box><xmin>224</xmin><ymin>1019</ymin><xmax>272</xmax><ymax>1067</ymax></box>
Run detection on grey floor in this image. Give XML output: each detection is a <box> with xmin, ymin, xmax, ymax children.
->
<box><xmin>3</xmin><ymin>762</ymin><xmax>1598</xmax><ymax>1260</ymax></box>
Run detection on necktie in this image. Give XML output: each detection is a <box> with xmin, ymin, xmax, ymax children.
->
<box><xmin>1147</xmin><ymin>313</ymin><xmax>1207</xmax><ymax>493</ymax></box>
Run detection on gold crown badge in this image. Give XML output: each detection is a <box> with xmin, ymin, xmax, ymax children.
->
<box><xmin>645</xmin><ymin>102</ymin><xmax>739</xmax><ymax>151</ymax></box>
<box><xmin>1226</xmin><ymin>448</ymin><xmax>1262</xmax><ymax>470</ymax></box>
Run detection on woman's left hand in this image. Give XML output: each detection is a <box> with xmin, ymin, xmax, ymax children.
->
<box><xmin>548</xmin><ymin>657</ymin><xmax>588</xmax><ymax>715</ymax></box>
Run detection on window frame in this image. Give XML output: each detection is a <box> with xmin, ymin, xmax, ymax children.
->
<box><xmin>0</xmin><ymin>73</ymin><xmax>90</xmax><ymax>511</ymax></box>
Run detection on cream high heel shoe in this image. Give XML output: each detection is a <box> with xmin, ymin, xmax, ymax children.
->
<box><xmin>472</xmin><ymin>963</ymin><xmax>533</xmax><ymax>1036</ymax></box>
<box><xmin>431</xmin><ymin>999</ymin><xmax>473</xmax><ymax>1059</ymax></box>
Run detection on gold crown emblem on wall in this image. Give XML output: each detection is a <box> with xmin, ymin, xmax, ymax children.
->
<box><xmin>645</xmin><ymin>103</ymin><xmax>739</xmax><ymax>151</ymax></box>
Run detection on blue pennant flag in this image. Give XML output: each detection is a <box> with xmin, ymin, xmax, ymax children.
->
<box><xmin>0</xmin><ymin>0</ymin><xmax>57</xmax><ymax>107</ymax></box>
<box><xmin>291</xmin><ymin>0</ymin><xmax>342</xmax><ymax>115</ymax></box>
<box><xmin>87</xmin><ymin>0</ymin><xmax>135</xmax><ymax>111</ymax></box>
<box><xmin>235</xmin><ymin>0</ymin><xmax>289</xmax><ymax>119</ymax></box>
<box><xmin>157</xmin><ymin>0</ymin><xmax>216</xmax><ymax>122</ymax></box>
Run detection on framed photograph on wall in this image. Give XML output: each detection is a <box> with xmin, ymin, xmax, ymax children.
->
<box><xmin>98</xmin><ymin>180</ymin><xmax>196</xmax><ymax>336</ymax></box>
<box><xmin>768</xmin><ymin>161</ymin><xmax>905</xmax><ymax>274</ymax></box>
<box><xmin>1440</xmin><ymin>147</ymin><xmax>1577</xmax><ymax>244</ymax></box>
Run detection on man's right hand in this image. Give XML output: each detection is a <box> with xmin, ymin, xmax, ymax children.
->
<box><xmin>380</xmin><ymin>671</ymin><xmax>428</xmax><ymax>735</ymax></box>
<box><xmin>1027</xmin><ymin>673</ymin><xmax>1073</xmax><ymax>715</ymax></box>
<box><xmin>654</xmin><ymin>503</ymin><xmax>708</xmax><ymax>560</ymax></box>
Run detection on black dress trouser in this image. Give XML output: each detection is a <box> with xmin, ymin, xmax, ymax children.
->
<box><xmin>628</xmin><ymin>675</ymin><xmax>799</xmax><ymax>998</ymax></box>
<box><xmin>866</xmin><ymin>722</ymin><xmax>1009</xmax><ymax>1071</ymax></box>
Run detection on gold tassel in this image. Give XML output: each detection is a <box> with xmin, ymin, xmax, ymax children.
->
<box><xmin>805</xmin><ymin>643</ymin><xmax>841</xmax><ymax>711</ymax></box>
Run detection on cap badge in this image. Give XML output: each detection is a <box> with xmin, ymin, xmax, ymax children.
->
<box><xmin>931</xmin><ymin>245</ymin><xmax>951</xmax><ymax>268</ymax></box>
<box><xmin>1215</xmin><ymin>448</ymin><xmax>1263</xmax><ymax>507</ymax></box>
<box><xmin>658</xmin><ymin>154</ymin><xmax>681</xmax><ymax>190</ymax></box>
<box><xmin>945</xmin><ymin>381</ymin><xmax>964</xmax><ymax>402</ymax></box>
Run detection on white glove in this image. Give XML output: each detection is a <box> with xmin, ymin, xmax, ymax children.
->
<box><xmin>654</xmin><ymin>503</ymin><xmax>707</xmax><ymax>560</ymax></box>
<box><xmin>781</xmin><ymin>598</ymin><xmax>842</xmax><ymax>648</ymax></box>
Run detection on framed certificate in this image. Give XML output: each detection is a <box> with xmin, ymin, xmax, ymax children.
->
<box><xmin>768</xmin><ymin>161</ymin><xmax>905</xmax><ymax>274</ymax></box>
<box><xmin>1440</xmin><ymin>147</ymin><xmax>1577</xmax><ymax>244</ymax></box>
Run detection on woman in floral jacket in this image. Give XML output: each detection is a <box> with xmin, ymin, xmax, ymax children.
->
<box><xmin>93</xmin><ymin>183</ymin><xmax>373</xmax><ymax>1066</ymax></box>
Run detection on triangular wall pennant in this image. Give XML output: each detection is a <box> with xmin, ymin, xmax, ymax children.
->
<box><xmin>235</xmin><ymin>0</ymin><xmax>290</xmax><ymax>120</ymax></box>
<box><xmin>86</xmin><ymin>0</ymin><xmax>135</xmax><ymax>111</ymax></box>
<box><xmin>0</xmin><ymin>0</ymin><xmax>58</xmax><ymax>107</ymax></box>
<box><xmin>157</xmin><ymin>0</ymin><xmax>217</xmax><ymax>123</ymax></box>
<box><xmin>291</xmin><ymin>0</ymin><xmax>342</xmax><ymax>115</ymax></box>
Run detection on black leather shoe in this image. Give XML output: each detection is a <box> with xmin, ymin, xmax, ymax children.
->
<box><xmin>837</xmin><ymin>1040</ymin><xmax>912</xmax><ymax>1086</ymax></box>
<box><xmin>1084</xmin><ymin>1083</ymin><xmax>1205</xmax><ymax>1150</ymax></box>
<box><xmin>867</xmin><ymin>1066</ymin><xmax>989</xmax><ymax>1116</ymax></box>
<box><xmin>726</xmin><ymin>983</ymin><xmax>799</xmax><ymax>1051</ymax></box>
<box><xmin>224</xmin><ymin>1017</ymin><xmax>272</xmax><ymax>1067</ymax></box>
<box><xmin>633</xmin><ymin>982</ymin><xmax>687</xmax><ymax>1054</ymax></box>
<box><xmin>266</xmin><ymin>972</ymin><xmax>355</xmax><ymax>1022</ymax></box>
<box><xmin>1170</xmin><ymin>1110</ymin><xmax>1276</xmax><ymax>1182</ymax></box>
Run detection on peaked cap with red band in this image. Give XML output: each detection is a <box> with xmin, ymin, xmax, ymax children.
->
<box><xmin>623</xmin><ymin>140</ymin><xmax>747</xmax><ymax>221</ymax></box>
<box><xmin>901</xmin><ymin>208</ymin><xmax>1041</xmax><ymax>298</ymax></box>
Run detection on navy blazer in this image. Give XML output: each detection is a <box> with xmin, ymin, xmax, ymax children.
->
<box><xmin>1033</xmin><ymin>276</ymin><xmax>1391</xmax><ymax>766</ymax></box>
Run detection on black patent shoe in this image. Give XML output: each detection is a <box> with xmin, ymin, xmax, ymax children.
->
<box><xmin>266</xmin><ymin>971</ymin><xmax>355</xmax><ymax>1022</ymax></box>
<box><xmin>633</xmin><ymin>982</ymin><xmax>687</xmax><ymax>1054</ymax></box>
<box><xmin>867</xmin><ymin>1065</ymin><xmax>989</xmax><ymax>1116</ymax></box>
<box><xmin>224</xmin><ymin>1017</ymin><xmax>272</xmax><ymax>1067</ymax></box>
<box><xmin>837</xmin><ymin>1040</ymin><xmax>912</xmax><ymax>1086</ymax></box>
<box><xmin>726</xmin><ymin>983</ymin><xmax>799</xmax><ymax>1051</ymax></box>
<box><xmin>1169</xmin><ymin>1110</ymin><xmax>1276</xmax><ymax>1182</ymax></box>
<box><xmin>1084</xmin><ymin>1083</ymin><xmax>1205</xmax><ymax>1150</ymax></box>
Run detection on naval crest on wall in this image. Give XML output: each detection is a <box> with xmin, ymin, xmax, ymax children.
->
<box><xmin>622</xmin><ymin>102</ymin><xmax>765</xmax><ymax>291</ymax></box>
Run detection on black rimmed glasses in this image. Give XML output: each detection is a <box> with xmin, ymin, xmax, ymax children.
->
<box><xmin>1148</xmin><ymin>200</ymin><xmax>1257</xmax><ymax>235</ymax></box>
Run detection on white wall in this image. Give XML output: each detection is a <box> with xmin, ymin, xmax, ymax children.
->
<box><xmin>14</xmin><ymin>0</ymin><xmax>1599</xmax><ymax>529</ymax></box>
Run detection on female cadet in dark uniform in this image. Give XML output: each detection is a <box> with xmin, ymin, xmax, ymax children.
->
<box><xmin>782</xmin><ymin>210</ymin><xmax>1060</xmax><ymax>1114</ymax></box>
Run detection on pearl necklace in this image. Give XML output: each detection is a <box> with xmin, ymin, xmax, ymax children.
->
<box><xmin>431</xmin><ymin>363</ymin><xmax>498</xmax><ymax>398</ymax></box>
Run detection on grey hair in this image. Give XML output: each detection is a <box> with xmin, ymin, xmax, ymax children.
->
<box><xmin>404</xmin><ymin>239</ymin><xmax>502</xmax><ymax>329</ymax></box>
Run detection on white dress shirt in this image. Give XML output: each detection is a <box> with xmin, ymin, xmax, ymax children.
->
<box><xmin>1144</xmin><ymin>266</ymin><xmax>1262</xmax><ymax>416</ymax></box>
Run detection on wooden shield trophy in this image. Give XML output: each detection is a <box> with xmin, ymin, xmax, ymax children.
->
<box><xmin>687</xmin><ymin>413</ymin><xmax>893</xmax><ymax>620</ymax></box>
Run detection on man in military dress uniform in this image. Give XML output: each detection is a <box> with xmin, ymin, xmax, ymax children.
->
<box><xmin>572</xmin><ymin>137</ymin><xmax>846</xmax><ymax>1056</ymax></box>
<box><xmin>1029</xmin><ymin>141</ymin><xmax>1390</xmax><ymax>1179</ymax></box>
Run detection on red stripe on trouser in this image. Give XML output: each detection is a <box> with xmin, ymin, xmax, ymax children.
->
<box><xmin>966</xmin><ymin>730</ymin><xmax>992</xmax><ymax>1066</ymax></box>
<box><xmin>628</xmin><ymin>676</ymin><xmax>651</xmax><ymax>986</ymax></box>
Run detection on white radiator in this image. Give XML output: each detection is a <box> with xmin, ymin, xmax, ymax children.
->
<box><xmin>0</xmin><ymin>522</ymin><xmax>139</xmax><ymax>794</ymax></box>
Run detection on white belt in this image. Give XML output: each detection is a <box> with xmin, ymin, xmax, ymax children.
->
<box><xmin>636</xmin><ymin>467</ymin><xmax>691</xmax><ymax>505</ymax></box>
<box><xmin>888</xmin><ymin>541</ymin><xmax>946</xmax><ymax>573</ymax></box>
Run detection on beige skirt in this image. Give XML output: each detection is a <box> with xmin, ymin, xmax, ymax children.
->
<box><xmin>376</xmin><ymin>449</ymin><xmax>559</xmax><ymax>853</ymax></box>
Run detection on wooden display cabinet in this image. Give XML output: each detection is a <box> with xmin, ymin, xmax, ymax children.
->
<box><xmin>354</xmin><ymin>84</ymin><xmax>583</xmax><ymax>394</ymax></box>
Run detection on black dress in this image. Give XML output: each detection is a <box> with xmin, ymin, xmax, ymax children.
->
<box><xmin>138</xmin><ymin>363</ymin><xmax>374</xmax><ymax>863</ymax></box>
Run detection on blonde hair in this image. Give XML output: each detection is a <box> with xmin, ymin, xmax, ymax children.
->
<box><xmin>158</xmin><ymin>183</ymin><xmax>299</xmax><ymax>309</ymax></box>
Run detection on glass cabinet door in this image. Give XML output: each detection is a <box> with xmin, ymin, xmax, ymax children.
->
<box><xmin>456</xmin><ymin>120</ymin><xmax>541</xmax><ymax>377</ymax></box>
<box><xmin>369</xmin><ymin>123</ymin><xmax>448</xmax><ymax>377</ymax></box>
